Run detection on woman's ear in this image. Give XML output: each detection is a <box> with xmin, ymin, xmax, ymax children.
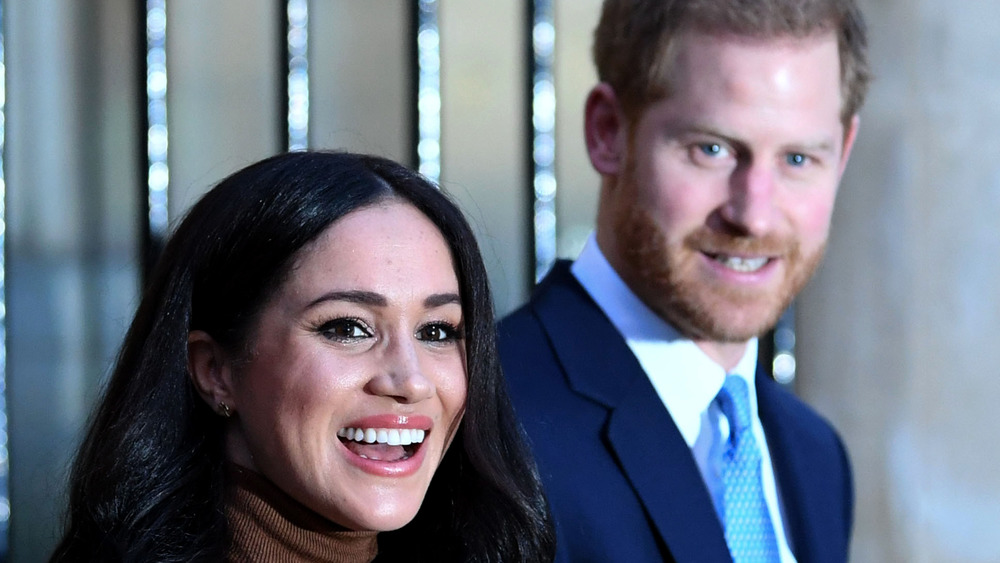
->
<box><xmin>187</xmin><ymin>330</ymin><xmax>236</xmax><ymax>417</ymax></box>
<box><xmin>584</xmin><ymin>82</ymin><xmax>627</xmax><ymax>176</ymax></box>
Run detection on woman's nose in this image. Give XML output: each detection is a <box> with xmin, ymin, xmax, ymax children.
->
<box><xmin>364</xmin><ymin>338</ymin><xmax>435</xmax><ymax>404</ymax></box>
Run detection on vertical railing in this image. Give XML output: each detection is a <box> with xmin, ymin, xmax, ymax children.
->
<box><xmin>0</xmin><ymin>0</ymin><xmax>9</xmax><ymax>555</ymax></box>
<box><xmin>528</xmin><ymin>0</ymin><xmax>556</xmax><ymax>282</ymax></box>
<box><xmin>285</xmin><ymin>0</ymin><xmax>309</xmax><ymax>151</ymax></box>
<box><xmin>142</xmin><ymin>0</ymin><xmax>169</xmax><ymax>281</ymax></box>
<box><xmin>413</xmin><ymin>0</ymin><xmax>441</xmax><ymax>184</ymax></box>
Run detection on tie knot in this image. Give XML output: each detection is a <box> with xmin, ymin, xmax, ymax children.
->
<box><xmin>717</xmin><ymin>375</ymin><xmax>752</xmax><ymax>437</ymax></box>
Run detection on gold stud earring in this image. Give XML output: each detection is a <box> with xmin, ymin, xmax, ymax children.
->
<box><xmin>217</xmin><ymin>401</ymin><xmax>232</xmax><ymax>418</ymax></box>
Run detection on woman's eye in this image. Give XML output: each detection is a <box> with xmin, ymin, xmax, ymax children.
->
<box><xmin>319</xmin><ymin>319</ymin><xmax>371</xmax><ymax>341</ymax></box>
<box><xmin>417</xmin><ymin>323</ymin><xmax>462</xmax><ymax>343</ymax></box>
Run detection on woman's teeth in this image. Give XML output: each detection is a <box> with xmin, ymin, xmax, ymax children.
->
<box><xmin>337</xmin><ymin>427</ymin><xmax>426</xmax><ymax>446</ymax></box>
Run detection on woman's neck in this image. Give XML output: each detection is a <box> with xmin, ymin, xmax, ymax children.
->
<box><xmin>226</xmin><ymin>464</ymin><xmax>378</xmax><ymax>563</ymax></box>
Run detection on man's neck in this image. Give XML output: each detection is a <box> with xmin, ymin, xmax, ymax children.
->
<box><xmin>694</xmin><ymin>339</ymin><xmax>750</xmax><ymax>373</ymax></box>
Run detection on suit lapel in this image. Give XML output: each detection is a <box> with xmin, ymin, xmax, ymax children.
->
<box><xmin>605</xmin><ymin>380</ymin><xmax>734</xmax><ymax>562</ymax></box>
<box><xmin>757</xmin><ymin>375</ymin><xmax>850</xmax><ymax>563</ymax></box>
<box><xmin>532</xmin><ymin>264</ymin><xmax>732</xmax><ymax>562</ymax></box>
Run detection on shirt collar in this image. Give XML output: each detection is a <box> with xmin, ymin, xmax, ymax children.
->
<box><xmin>571</xmin><ymin>234</ymin><xmax>759</xmax><ymax>446</ymax></box>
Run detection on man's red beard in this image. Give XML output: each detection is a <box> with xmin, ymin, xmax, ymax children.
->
<box><xmin>612</xmin><ymin>199</ymin><xmax>825</xmax><ymax>343</ymax></box>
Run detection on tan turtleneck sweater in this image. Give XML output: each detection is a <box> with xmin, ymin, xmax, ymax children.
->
<box><xmin>226</xmin><ymin>464</ymin><xmax>378</xmax><ymax>563</ymax></box>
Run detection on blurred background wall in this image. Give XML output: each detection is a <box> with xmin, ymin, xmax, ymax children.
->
<box><xmin>1</xmin><ymin>0</ymin><xmax>997</xmax><ymax>561</ymax></box>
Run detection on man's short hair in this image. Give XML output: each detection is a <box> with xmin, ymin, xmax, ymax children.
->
<box><xmin>593</xmin><ymin>0</ymin><xmax>871</xmax><ymax>126</ymax></box>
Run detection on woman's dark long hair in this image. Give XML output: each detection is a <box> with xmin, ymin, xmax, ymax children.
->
<box><xmin>50</xmin><ymin>151</ymin><xmax>554</xmax><ymax>562</ymax></box>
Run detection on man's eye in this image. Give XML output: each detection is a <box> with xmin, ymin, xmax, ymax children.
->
<box><xmin>319</xmin><ymin>319</ymin><xmax>371</xmax><ymax>341</ymax></box>
<box><xmin>700</xmin><ymin>143</ymin><xmax>725</xmax><ymax>157</ymax></box>
<box><xmin>786</xmin><ymin>153</ymin><xmax>808</xmax><ymax>166</ymax></box>
<box><xmin>690</xmin><ymin>142</ymin><xmax>732</xmax><ymax>165</ymax></box>
<box><xmin>417</xmin><ymin>323</ymin><xmax>461</xmax><ymax>343</ymax></box>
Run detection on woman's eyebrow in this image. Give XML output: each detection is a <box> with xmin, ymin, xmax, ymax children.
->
<box><xmin>424</xmin><ymin>293</ymin><xmax>461</xmax><ymax>309</ymax></box>
<box><xmin>308</xmin><ymin>290</ymin><xmax>387</xmax><ymax>308</ymax></box>
<box><xmin>306</xmin><ymin>290</ymin><xmax>460</xmax><ymax>309</ymax></box>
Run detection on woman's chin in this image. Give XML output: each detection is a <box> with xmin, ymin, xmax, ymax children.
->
<box><xmin>334</xmin><ymin>501</ymin><xmax>424</xmax><ymax>532</ymax></box>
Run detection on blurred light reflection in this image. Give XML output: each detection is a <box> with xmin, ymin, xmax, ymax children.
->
<box><xmin>531</xmin><ymin>0</ymin><xmax>556</xmax><ymax>281</ymax></box>
<box><xmin>0</xmin><ymin>0</ymin><xmax>10</xmax><ymax>553</ymax></box>
<box><xmin>146</xmin><ymin>0</ymin><xmax>169</xmax><ymax>240</ymax></box>
<box><xmin>416</xmin><ymin>0</ymin><xmax>441</xmax><ymax>183</ymax></box>
<box><xmin>287</xmin><ymin>0</ymin><xmax>309</xmax><ymax>150</ymax></box>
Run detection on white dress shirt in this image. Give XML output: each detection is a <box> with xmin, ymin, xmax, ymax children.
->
<box><xmin>571</xmin><ymin>235</ymin><xmax>797</xmax><ymax>563</ymax></box>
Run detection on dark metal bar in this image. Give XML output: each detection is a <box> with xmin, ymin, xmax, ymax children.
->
<box><xmin>408</xmin><ymin>2</ymin><xmax>418</xmax><ymax>170</ymax></box>
<box><xmin>528</xmin><ymin>0</ymin><xmax>556</xmax><ymax>282</ymax></box>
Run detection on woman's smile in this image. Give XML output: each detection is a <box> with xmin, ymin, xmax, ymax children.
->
<box><xmin>337</xmin><ymin>414</ymin><xmax>433</xmax><ymax>475</ymax></box>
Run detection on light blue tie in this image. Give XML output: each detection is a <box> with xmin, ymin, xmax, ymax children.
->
<box><xmin>716</xmin><ymin>375</ymin><xmax>780</xmax><ymax>563</ymax></box>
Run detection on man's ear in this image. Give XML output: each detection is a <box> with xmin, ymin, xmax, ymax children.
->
<box><xmin>584</xmin><ymin>82</ymin><xmax>627</xmax><ymax>176</ymax></box>
<box><xmin>838</xmin><ymin>114</ymin><xmax>861</xmax><ymax>179</ymax></box>
<box><xmin>187</xmin><ymin>330</ymin><xmax>236</xmax><ymax>416</ymax></box>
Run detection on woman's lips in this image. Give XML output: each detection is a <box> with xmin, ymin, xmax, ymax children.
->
<box><xmin>336</xmin><ymin>414</ymin><xmax>432</xmax><ymax>476</ymax></box>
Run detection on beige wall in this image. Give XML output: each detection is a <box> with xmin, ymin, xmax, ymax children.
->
<box><xmin>439</xmin><ymin>0</ymin><xmax>529</xmax><ymax>313</ymax></box>
<box><xmin>168</xmin><ymin>0</ymin><xmax>281</xmax><ymax>216</ymax></box>
<box><xmin>554</xmin><ymin>0</ymin><xmax>602</xmax><ymax>259</ymax></box>
<box><xmin>310</xmin><ymin>2</ymin><xmax>410</xmax><ymax>162</ymax></box>
<box><xmin>799</xmin><ymin>1</ymin><xmax>1000</xmax><ymax>561</ymax></box>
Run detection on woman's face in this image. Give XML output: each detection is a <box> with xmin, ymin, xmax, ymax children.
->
<box><xmin>225</xmin><ymin>201</ymin><xmax>468</xmax><ymax>531</ymax></box>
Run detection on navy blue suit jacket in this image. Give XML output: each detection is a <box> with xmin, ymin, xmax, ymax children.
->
<box><xmin>498</xmin><ymin>261</ymin><xmax>853</xmax><ymax>562</ymax></box>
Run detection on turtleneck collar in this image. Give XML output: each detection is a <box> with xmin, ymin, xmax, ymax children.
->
<box><xmin>226</xmin><ymin>464</ymin><xmax>378</xmax><ymax>563</ymax></box>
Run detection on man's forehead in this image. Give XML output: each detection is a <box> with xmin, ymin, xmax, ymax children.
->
<box><xmin>650</xmin><ymin>29</ymin><xmax>846</xmax><ymax>112</ymax></box>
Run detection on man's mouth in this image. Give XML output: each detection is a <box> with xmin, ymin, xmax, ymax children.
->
<box><xmin>337</xmin><ymin>427</ymin><xmax>426</xmax><ymax>462</ymax></box>
<box><xmin>707</xmin><ymin>253</ymin><xmax>770</xmax><ymax>273</ymax></box>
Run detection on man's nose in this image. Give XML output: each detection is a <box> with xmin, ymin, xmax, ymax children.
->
<box><xmin>719</xmin><ymin>161</ymin><xmax>778</xmax><ymax>237</ymax></box>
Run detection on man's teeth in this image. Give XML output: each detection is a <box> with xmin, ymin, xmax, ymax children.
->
<box><xmin>714</xmin><ymin>255</ymin><xmax>768</xmax><ymax>272</ymax></box>
<box><xmin>337</xmin><ymin>427</ymin><xmax>426</xmax><ymax>446</ymax></box>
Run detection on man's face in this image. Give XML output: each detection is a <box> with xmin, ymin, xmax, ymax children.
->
<box><xmin>596</xmin><ymin>30</ymin><xmax>857</xmax><ymax>353</ymax></box>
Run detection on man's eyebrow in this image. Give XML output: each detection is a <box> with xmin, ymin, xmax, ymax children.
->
<box><xmin>424</xmin><ymin>293</ymin><xmax>461</xmax><ymax>309</ymax></box>
<box><xmin>675</xmin><ymin>124</ymin><xmax>744</xmax><ymax>147</ymax></box>
<box><xmin>790</xmin><ymin>139</ymin><xmax>838</xmax><ymax>154</ymax></box>
<box><xmin>307</xmin><ymin>290</ymin><xmax>387</xmax><ymax>308</ymax></box>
